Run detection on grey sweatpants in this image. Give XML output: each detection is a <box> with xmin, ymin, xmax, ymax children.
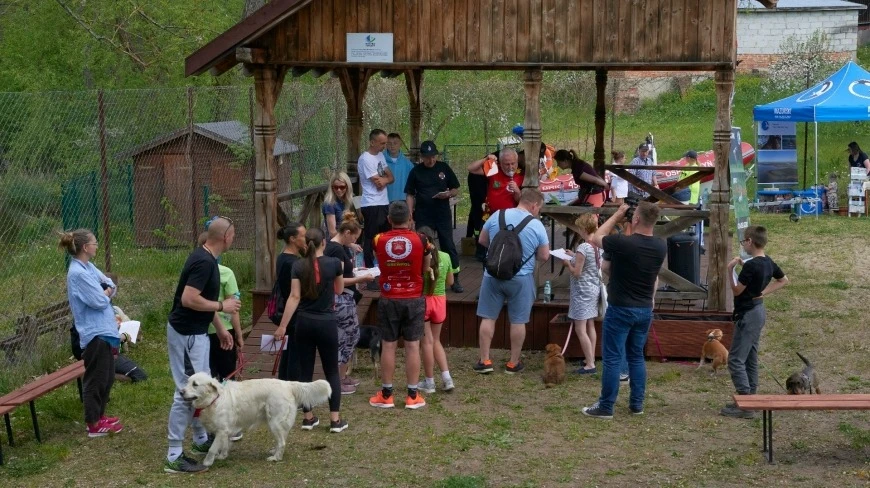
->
<box><xmin>166</xmin><ymin>324</ymin><xmax>210</xmax><ymax>447</ymax></box>
<box><xmin>727</xmin><ymin>304</ymin><xmax>766</xmax><ymax>395</ymax></box>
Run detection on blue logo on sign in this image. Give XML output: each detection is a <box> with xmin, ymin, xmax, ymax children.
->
<box><xmin>761</xmin><ymin>121</ymin><xmax>769</xmax><ymax>131</ymax></box>
<box><xmin>383</xmin><ymin>283</ymin><xmax>391</xmax><ymax>292</ymax></box>
<box><xmin>365</xmin><ymin>35</ymin><xmax>376</xmax><ymax>47</ymax></box>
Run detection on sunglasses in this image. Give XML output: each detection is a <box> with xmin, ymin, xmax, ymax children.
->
<box><xmin>206</xmin><ymin>215</ymin><xmax>235</xmax><ymax>238</ymax></box>
<box><xmin>332</xmin><ymin>185</ymin><xmax>347</xmax><ymax>191</ymax></box>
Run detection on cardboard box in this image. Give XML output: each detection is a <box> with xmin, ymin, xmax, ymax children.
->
<box><xmin>460</xmin><ymin>237</ymin><xmax>477</xmax><ymax>256</ymax></box>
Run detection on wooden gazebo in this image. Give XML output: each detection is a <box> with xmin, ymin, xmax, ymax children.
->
<box><xmin>186</xmin><ymin>0</ymin><xmax>779</xmax><ymax>317</ymax></box>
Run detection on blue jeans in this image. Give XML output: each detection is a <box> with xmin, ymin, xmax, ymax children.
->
<box><xmin>597</xmin><ymin>306</ymin><xmax>653</xmax><ymax>413</ymax></box>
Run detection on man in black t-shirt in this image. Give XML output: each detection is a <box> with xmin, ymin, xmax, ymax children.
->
<box><xmin>163</xmin><ymin>217</ymin><xmax>241</xmax><ymax>474</ymax></box>
<box><xmin>720</xmin><ymin>225</ymin><xmax>789</xmax><ymax>419</ymax></box>
<box><xmin>581</xmin><ymin>202</ymin><xmax>666</xmax><ymax>419</ymax></box>
<box><xmin>405</xmin><ymin>140</ymin><xmax>463</xmax><ymax>292</ymax></box>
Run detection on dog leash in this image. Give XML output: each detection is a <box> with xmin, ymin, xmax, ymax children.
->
<box><xmin>760</xmin><ymin>361</ymin><xmax>788</xmax><ymax>392</ymax></box>
<box><xmin>226</xmin><ymin>350</ymin><xmax>247</xmax><ymax>380</ymax></box>
<box><xmin>270</xmin><ymin>337</ymin><xmax>288</xmax><ymax>377</ymax></box>
<box><xmin>561</xmin><ymin>321</ymin><xmax>574</xmax><ymax>357</ymax></box>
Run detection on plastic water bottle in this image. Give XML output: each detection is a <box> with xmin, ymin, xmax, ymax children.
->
<box><xmin>354</xmin><ymin>251</ymin><xmax>364</xmax><ymax>269</ymax></box>
<box><xmin>543</xmin><ymin>281</ymin><xmax>552</xmax><ymax>303</ymax></box>
<box><xmin>558</xmin><ymin>181</ymin><xmax>565</xmax><ymax>203</ymax></box>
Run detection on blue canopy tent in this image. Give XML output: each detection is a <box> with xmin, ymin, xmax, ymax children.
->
<box><xmin>753</xmin><ymin>61</ymin><xmax>870</xmax><ymax>200</ymax></box>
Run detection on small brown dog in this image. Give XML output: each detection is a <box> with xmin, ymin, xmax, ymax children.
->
<box><xmin>542</xmin><ymin>343</ymin><xmax>566</xmax><ymax>388</ymax></box>
<box><xmin>697</xmin><ymin>329</ymin><xmax>728</xmax><ymax>375</ymax></box>
<box><xmin>786</xmin><ymin>352</ymin><xmax>821</xmax><ymax>394</ymax></box>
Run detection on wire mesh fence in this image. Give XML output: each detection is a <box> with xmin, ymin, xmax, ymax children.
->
<box><xmin>0</xmin><ymin>72</ymin><xmax>687</xmax><ymax>377</ymax></box>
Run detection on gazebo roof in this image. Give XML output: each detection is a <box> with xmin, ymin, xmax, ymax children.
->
<box><xmin>186</xmin><ymin>0</ymin><xmax>780</xmax><ymax>78</ymax></box>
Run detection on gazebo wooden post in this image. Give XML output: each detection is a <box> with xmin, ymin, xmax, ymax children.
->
<box><xmin>594</xmin><ymin>69</ymin><xmax>608</xmax><ymax>176</ymax></box>
<box><xmin>708</xmin><ymin>69</ymin><xmax>735</xmax><ymax>311</ymax></box>
<box><xmin>522</xmin><ymin>68</ymin><xmax>543</xmax><ymax>187</ymax></box>
<box><xmin>337</xmin><ymin>68</ymin><xmax>374</xmax><ymax>194</ymax></box>
<box><xmin>405</xmin><ymin>69</ymin><xmax>424</xmax><ymax>162</ymax></box>
<box><xmin>251</xmin><ymin>65</ymin><xmax>287</xmax><ymax>319</ymax></box>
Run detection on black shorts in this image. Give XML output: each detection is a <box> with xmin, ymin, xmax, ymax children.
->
<box><xmin>377</xmin><ymin>297</ymin><xmax>425</xmax><ymax>342</ymax></box>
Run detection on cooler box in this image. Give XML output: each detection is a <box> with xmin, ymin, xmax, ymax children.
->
<box><xmin>795</xmin><ymin>187</ymin><xmax>825</xmax><ymax>216</ymax></box>
<box><xmin>667</xmin><ymin>231</ymin><xmax>700</xmax><ymax>286</ymax></box>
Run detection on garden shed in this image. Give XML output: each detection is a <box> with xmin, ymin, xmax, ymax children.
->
<box><xmin>122</xmin><ymin>120</ymin><xmax>299</xmax><ymax>248</ymax></box>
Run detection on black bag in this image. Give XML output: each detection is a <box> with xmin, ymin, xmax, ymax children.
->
<box><xmin>267</xmin><ymin>279</ymin><xmax>284</xmax><ymax>325</ymax></box>
<box><xmin>485</xmin><ymin>210</ymin><xmax>535</xmax><ymax>280</ymax></box>
<box><xmin>70</xmin><ymin>326</ymin><xmax>83</xmax><ymax>360</ymax></box>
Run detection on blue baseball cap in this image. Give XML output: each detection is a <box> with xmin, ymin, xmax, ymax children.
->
<box><xmin>512</xmin><ymin>124</ymin><xmax>524</xmax><ymax>137</ymax></box>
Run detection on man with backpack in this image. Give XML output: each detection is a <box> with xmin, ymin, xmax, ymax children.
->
<box><xmin>474</xmin><ymin>188</ymin><xmax>550</xmax><ymax>374</ymax></box>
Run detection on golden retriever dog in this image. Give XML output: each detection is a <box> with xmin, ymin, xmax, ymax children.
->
<box><xmin>542</xmin><ymin>343</ymin><xmax>566</xmax><ymax>387</ymax></box>
<box><xmin>181</xmin><ymin>373</ymin><xmax>331</xmax><ymax>466</ymax></box>
<box><xmin>697</xmin><ymin>329</ymin><xmax>728</xmax><ymax>375</ymax></box>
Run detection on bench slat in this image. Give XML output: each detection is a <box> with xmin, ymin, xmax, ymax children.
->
<box><xmin>734</xmin><ymin>394</ymin><xmax>870</xmax><ymax>411</ymax></box>
<box><xmin>0</xmin><ymin>361</ymin><xmax>85</xmax><ymax>407</ymax></box>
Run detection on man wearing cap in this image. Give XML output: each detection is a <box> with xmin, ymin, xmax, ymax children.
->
<box><xmin>629</xmin><ymin>143</ymin><xmax>658</xmax><ymax>199</ymax></box>
<box><xmin>672</xmin><ymin>150</ymin><xmax>700</xmax><ymax>205</ymax></box>
<box><xmin>405</xmin><ymin>140</ymin><xmax>464</xmax><ymax>293</ymax></box>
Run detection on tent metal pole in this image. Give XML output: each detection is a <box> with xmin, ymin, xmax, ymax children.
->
<box><xmin>814</xmin><ymin>121</ymin><xmax>819</xmax><ymax>220</ymax></box>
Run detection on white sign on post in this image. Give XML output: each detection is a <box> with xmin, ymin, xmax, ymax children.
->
<box><xmin>346</xmin><ymin>33</ymin><xmax>393</xmax><ymax>63</ymax></box>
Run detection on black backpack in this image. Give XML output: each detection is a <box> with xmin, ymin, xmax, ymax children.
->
<box><xmin>267</xmin><ymin>279</ymin><xmax>284</xmax><ymax>325</ymax></box>
<box><xmin>485</xmin><ymin>210</ymin><xmax>535</xmax><ymax>280</ymax></box>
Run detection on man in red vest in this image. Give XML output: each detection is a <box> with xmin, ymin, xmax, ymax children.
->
<box><xmin>369</xmin><ymin>201</ymin><xmax>432</xmax><ymax>410</ymax></box>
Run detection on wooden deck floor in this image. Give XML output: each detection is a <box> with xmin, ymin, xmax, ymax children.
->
<box><xmin>241</xmin><ymin>222</ymin><xmax>732</xmax><ymax>379</ymax></box>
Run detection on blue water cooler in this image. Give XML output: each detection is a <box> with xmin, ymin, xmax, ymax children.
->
<box><xmin>796</xmin><ymin>187</ymin><xmax>826</xmax><ymax>216</ymax></box>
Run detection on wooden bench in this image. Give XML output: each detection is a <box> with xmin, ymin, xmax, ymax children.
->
<box><xmin>733</xmin><ymin>394</ymin><xmax>870</xmax><ymax>464</ymax></box>
<box><xmin>0</xmin><ymin>301</ymin><xmax>72</xmax><ymax>363</ymax></box>
<box><xmin>0</xmin><ymin>360</ymin><xmax>85</xmax><ymax>465</ymax></box>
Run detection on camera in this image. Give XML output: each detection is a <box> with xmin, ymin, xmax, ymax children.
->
<box><xmin>624</xmin><ymin>194</ymin><xmax>640</xmax><ymax>221</ymax></box>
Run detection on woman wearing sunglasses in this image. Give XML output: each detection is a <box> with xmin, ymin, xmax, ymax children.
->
<box><xmin>322</xmin><ymin>172</ymin><xmax>356</xmax><ymax>238</ymax></box>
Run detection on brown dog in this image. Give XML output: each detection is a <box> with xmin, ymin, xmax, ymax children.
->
<box><xmin>786</xmin><ymin>352</ymin><xmax>821</xmax><ymax>394</ymax></box>
<box><xmin>542</xmin><ymin>343</ymin><xmax>566</xmax><ymax>388</ymax></box>
<box><xmin>697</xmin><ymin>329</ymin><xmax>728</xmax><ymax>375</ymax></box>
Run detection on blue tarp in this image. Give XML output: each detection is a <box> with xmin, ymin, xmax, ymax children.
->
<box><xmin>753</xmin><ymin>61</ymin><xmax>870</xmax><ymax>122</ymax></box>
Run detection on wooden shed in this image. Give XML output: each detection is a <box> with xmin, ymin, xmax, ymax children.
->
<box><xmin>122</xmin><ymin>121</ymin><xmax>298</xmax><ymax>248</ymax></box>
<box><xmin>185</xmin><ymin>0</ymin><xmax>779</xmax><ymax>316</ymax></box>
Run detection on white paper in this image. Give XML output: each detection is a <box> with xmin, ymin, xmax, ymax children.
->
<box><xmin>260</xmin><ymin>335</ymin><xmax>288</xmax><ymax>352</ymax></box>
<box><xmin>354</xmin><ymin>267</ymin><xmax>381</xmax><ymax>278</ymax></box>
<box><xmin>118</xmin><ymin>320</ymin><xmax>140</xmax><ymax>344</ymax></box>
<box><xmin>732</xmin><ymin>256</ymin><xmax>753</xmax><ymax>287</ymax></box>
<box><xmin>550</xmin><ymin>248</ymin><xmax>573</xmax><ymax>262</ymax></box>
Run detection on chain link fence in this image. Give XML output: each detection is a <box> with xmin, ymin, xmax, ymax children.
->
<box><xmin>0</xmin><ymin>72</ymin><xmax>688</xmax><ymax>379</ymax></box>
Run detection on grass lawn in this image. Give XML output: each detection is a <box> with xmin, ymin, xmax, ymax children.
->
<box><xmin>1</xmin><ymin>212</ymin><xmax>870</xmax><ymax>487</ymax></box>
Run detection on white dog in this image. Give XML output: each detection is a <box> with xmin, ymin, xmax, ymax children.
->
<box><xmin>181</xmin><ymin>373</ymin><xmax>331</xmax><ymax>466</ymax></box>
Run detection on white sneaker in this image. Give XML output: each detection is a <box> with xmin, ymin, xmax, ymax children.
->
<box><xmin>442</xmin><ymin>377</ymin><xmax>455</xmax><ymax>391</ymax></box>
<box><xmin>418</xmin><ymin>380</ymin><xmax>436</xmax><ymax>394</ymax></box>
<box><xmin>230</xmin><ymin>431</ymin><xmax>243</xmax><ymax>441</ymax></box>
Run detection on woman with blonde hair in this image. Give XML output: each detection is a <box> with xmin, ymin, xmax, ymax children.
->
<box><xmin>563</xmin><ymin>214</ymin><xmax>601</xmax><ymax>374</ymax></box>
<box><xmin>322</xmin><ymin>172</ymin><xmax>356</xmax><ymax>238</ymax></box>
<box><xmin>60</xmin><ymin>228</ymin><xmax>123</xmax><ymax>437</ymax></box>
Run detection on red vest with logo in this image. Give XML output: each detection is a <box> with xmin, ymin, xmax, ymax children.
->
<box><xmin>373</xmin><ymin>229</ymin><xmax>425</xmax><ymax>299</ymax></box>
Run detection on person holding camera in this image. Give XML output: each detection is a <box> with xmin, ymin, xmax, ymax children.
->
<box><xmin>581</xmin><ymin>201</ymin><xmax>666</xmax><ymax>419</ymax></box>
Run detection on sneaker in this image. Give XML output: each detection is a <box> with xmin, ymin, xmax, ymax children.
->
<box><xmin>329</xmin><ymin>419</ymin><xmax>349</xmax><ymax>433</ymax></box>
<box><xmin>418</xmin><ymin>380</ymin><xmax>436</xmax><ymax>394</ymax></box>
<box><xmin>720</xmin><ymin>404</ymin><xmax>756</xmax><ymax>419</ymax></box>
<box><xmin>301</xmin><ymin>416</ymin><xmax>320</xmax><ymax>430</ymax></box>
<box><xmin>577</xmin><ymin>366</ymin><xmax>597</xmax><ymax>375</ymax></box>
<box><xmin>505</xmin><ymin>361</ymin><xmax>525</xmax><ymax>374</ymax></box>
<box><xmin>629</xmin><ymin>406</ymin><xmax>644</xmax><ymax>415</ymax></box>
<box><xmin>342</xmin><ymin>376</ymin><xmax>361</xmax><ymax>387</ymax></box>
<box><xmin>405</xmin><ymin>393</ymin><xmax>426</xmax><ymax>410</ymax></box>
<box><xmin>163</xmin><ymin>454</ymin><xmax>208</xmax><ymax>474</ymax></box>
<box><xmin>581</xmin><ymin>402</ymin><xmax>613</xmax><ymax>420</ymax></box>
<box><xmin>473</xmin><ymin>359</ymin><xmax>494</xmax><ymax>374</ymax></box>
<box><xmin>101</xmin><ymin>415</ymin><xmax>120</xmax><ymax>425</ymax></box>
<box><xmin>230</xmin><ymin>431</ymin><xmax>244</xmax><ymax>441</ymax></box>
<box><xmin>443</xmin><ymin>377</ymin><xmax>455</xmax><ymax>392</ymax></box>
<box><xmin>450</xmin><ymin>282</ymin><xmax>464</xmax><ymax>293</ymax></box>
<box><xmin>369</xmin><ymin>391</ymin><xmax>395</xmax><ymax>408</ymax></box>
<box><xmin>340</xmin><ymin>383</ymin><xmax>357</xmax><ymax>395</ymax></box>
<box><xmin>619</xmin><ymin>374</ymin><xmax>630</xmax><ymax>383</ymax></box>
<box><xmin>190</xmin><ymin>436</ymin><xmax>213</xmax><ymax>455</ymax></box>
<box><xmin>87</xmin><ymin>418</ymin><xmax>123</xmax><ymax>437</ymax></box>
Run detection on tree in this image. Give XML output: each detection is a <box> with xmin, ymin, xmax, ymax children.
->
<box><xmin>762</xmin><ymin>30</ymin><xmax>842</xmax><ymax>97</ymax></box>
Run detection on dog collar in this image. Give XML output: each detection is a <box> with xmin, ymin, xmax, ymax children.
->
<box><xmin>193</xmin><ymin>394</ymin><xmax>220</xmax><ymax>418</ymax></box>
